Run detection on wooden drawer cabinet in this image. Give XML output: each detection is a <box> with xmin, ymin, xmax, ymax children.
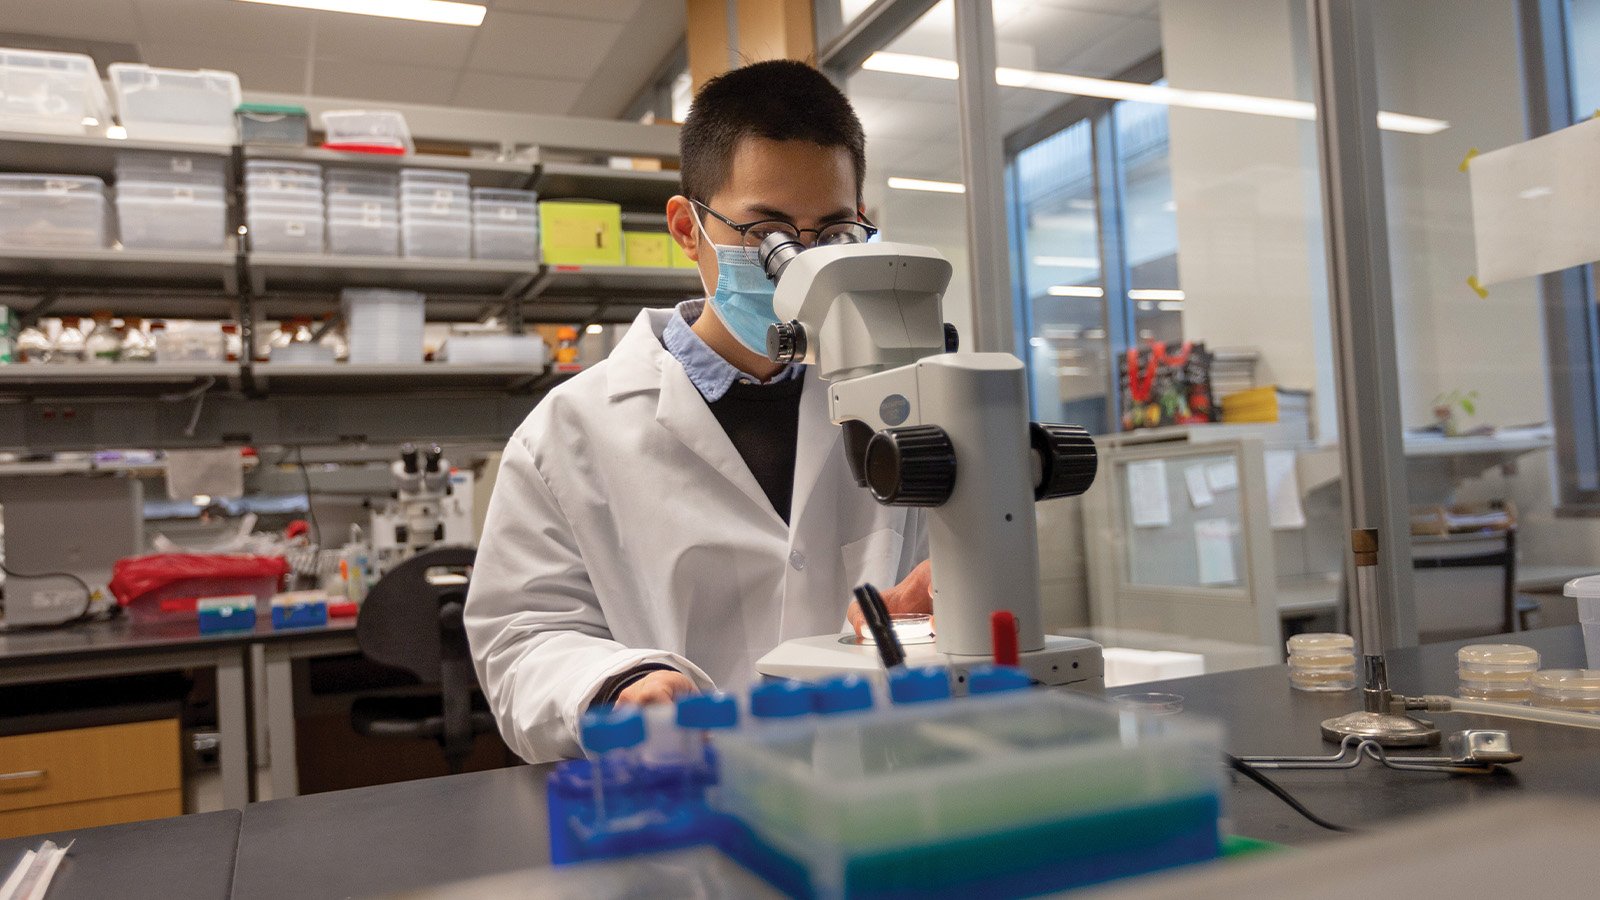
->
<box><xmin>0</xmin><ymin>719</ymin><xmax>182</xmax><ymax>838</ymax></box>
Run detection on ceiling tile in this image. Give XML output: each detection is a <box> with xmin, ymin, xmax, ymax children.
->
<box><xmin>141</xmin><ymin>41</ymin><xmax>308</xmax><ymax>93</ymax></box>
<box><xmin>452</xmin><ymin>70</ymin><xmax>585</xmax><ymax>115</ymax></box>
<box><xmin>488</xmin><ymin>0</ymin><xmax>643</xmax><ymax>22</ymax></box>
<box><xmin>566</xmin><ymin>8</ymin><xmax>684</xmax><ymax>118</ymax></box>
<box><xmin>0</xmin><ymin>0</ymin><xmax>141</xmax><ymax>44</ymax></box>
<box><xmin>132</xmin><ymin>0</ymin><xmax>314</xmax><ymax>50</ymax></box>
<box><xmin>466</xmin><ymin>11</ymin><xmax>624</xmax><ymax>81</ymax></box>
<box><xmin>308</xmin><ymin>12</ymin><xmax>479</xmax><ymax>69</ymax></box>
<box><xmin>1036</xmin><ymin>14</ymin><xmax>1161</xmax><ymax>76</ymax></box>
<box><xmin>310</xmin><ymin>57</ymin><xmax>456</xmax><ymax>105</ymax></box>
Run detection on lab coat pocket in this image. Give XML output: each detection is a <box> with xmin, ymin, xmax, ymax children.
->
<box><xmin>840</xmin><ymin>528</ymin><xmax>906</xmax><ymax>593</ymax></box>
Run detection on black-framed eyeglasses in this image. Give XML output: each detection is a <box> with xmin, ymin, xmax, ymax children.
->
<box><xmin>692</xmin><ymin>199</ymin><xmax>878</xmax><ymax>250</ymax></box>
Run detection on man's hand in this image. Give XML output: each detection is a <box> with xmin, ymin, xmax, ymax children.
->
<box><xmin>848</xmin><ymin>560</ymin><xmax>933</xmax><ymax>637</ymax></box>
<box><xmin>615</xmin><ymin>670</ymin><xmax>698</xmax><ymax>707</ymax></box>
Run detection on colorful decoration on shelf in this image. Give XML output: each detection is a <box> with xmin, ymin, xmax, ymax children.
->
<box><xmin>1119</xmin><ymin>340</ymin><xmax>1218</xmax><ymax>431</ymax></box>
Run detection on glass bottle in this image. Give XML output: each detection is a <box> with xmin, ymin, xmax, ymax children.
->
<box><xmin>85</xmin><ymin>309</ymin><xmax>121</xmax><ymax>363</ymax></box>
<box><xmin>554</xmin><ymin>325</ymin><xmax>580</xmax><ymax>364</ymax></box>
<box><xmin>322</xmin><ymin>317</ymin><xmax>349</xmax><ymax>362</ymax></box>
<box><xmin>16</xmin><ymin>324</ymin><xmax>51</xmax><ymax>363</ymax></box>
<box><xmin>120</xmin><ymin>317</ymin><xmax>157</xmax><ymax>362</ymax></box>
<box><xmin>148</xmin><ymin>321</ymin><xmax>168</xmax><ymax>363</ymax></box>
<box><xmin>51</xmin><ymin>316</ymin><xmax>87</xmax><ymax>363</ymax></box>
<box><xmin>221</xmin><ymin>322</ymin><xmax>242</xmax><ymax>363</ymax></box>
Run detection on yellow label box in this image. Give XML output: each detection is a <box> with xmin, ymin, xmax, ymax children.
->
<box><xmin>539</xmin><ymin>200</ymin><xmax>623</xmax><ymax>266</ymax></box>
<box><xmin>624</xmin><ymin>231</ymin><xmax>672</xmax><ymax>268</ymax></box>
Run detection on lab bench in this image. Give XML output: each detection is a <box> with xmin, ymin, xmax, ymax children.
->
<box><xmin>4</xmin><ymin>626</ymin><xmax>1596</xmax><ymax>898</ymax></box>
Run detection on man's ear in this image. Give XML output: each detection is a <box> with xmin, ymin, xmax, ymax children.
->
<box><xmin>666</xmin><ymin>195</ymin><xmax>700</xmax><ymax>262</ymax></box>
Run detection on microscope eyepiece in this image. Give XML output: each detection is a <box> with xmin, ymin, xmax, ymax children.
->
<box><xmin>758</xmin><ymin>231</ymin><xmax>806</xmax><ymax>283</ymax></box>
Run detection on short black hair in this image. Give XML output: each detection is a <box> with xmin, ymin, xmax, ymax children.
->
<box><xmin>679</xmin><ymin>59</ymin><xmax>866</xmax><ymax>204</ymax></box>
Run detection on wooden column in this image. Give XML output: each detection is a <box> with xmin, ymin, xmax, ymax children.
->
<box><xmin>686</xmin><ymin>0</ymin><xmax>816</xmax><ymax>91</ymax></box>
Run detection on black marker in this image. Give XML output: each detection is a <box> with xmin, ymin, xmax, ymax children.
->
<box><xmin>855</xmin><ymin>582</ymin><xmax>906</xmax><ymax>669</ymax></box>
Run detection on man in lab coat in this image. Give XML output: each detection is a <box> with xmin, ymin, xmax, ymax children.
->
<box><xmin>466</xmin><ymin>60</ymin><xmax>932</xmax><ymax>762</ymax></box>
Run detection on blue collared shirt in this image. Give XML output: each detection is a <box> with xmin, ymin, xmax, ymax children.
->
<box><xmin>661</xmin><ymin>299</ymin><xmax>804</xmax><ymax>402</ymax></box>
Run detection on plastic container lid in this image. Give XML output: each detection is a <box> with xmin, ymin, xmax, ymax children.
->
<box><xmin>400</xmin><ymin>167</ymin><xmax>470</xmax><ymax>184</ymax></box>
<box><xmin>1530</xmin><ymin>669</ymin><xmax>1600</xmax><ymax>699</ymax></box>
<box><xmin>473</xmin><ymin>187</ymin><xmax>537</xmax><ymax>202</ymax></box>
<box><xmin>237</xmin><ymin>102</ymin><xmax>307</xmax><ymax>117</ymax></box>
<box><xmin>1457</xmin><ymin>644</ymin><xmax>1541</xmax><ymax>672</ymax></box>
<box><xmin>813</xmin><ymin>675</ymin><xmax>874</xmax><ymax>715</ymax></box>
<box><xmin>580</xmin><ymin>707</ymin><xmax>645</xmax><ymax>753</ymax></box>
<box><xmin>967</xmin><ymin>665</ymin><xmax>1032</xmax><ymax>695</ymax></box>
<box><xmin>1564</xmin><ymin>575</ymin><xmax>1600</xmax><ymax>600</ymax></box>
<box><xmin>1286</xmin><ymin>633</ymin><xmax>1354</xmax><ymax>655</ymax></box>
<box><xmin>750</xmin><ymin>680</ymin><xmax>814</xmax><ymax>719</ymax></box>
<box><xmin>888</xmin><ymin>666</ymin><xmax>951</xmax><ymax>704</ymax></box>
<box><xmin>676</xmin><ymin>692</ymin><xmax>738</xmax><ymax>730</ymax></box>
<box><xmin>0</xmin><ymin>173</ymin><xmax>105</xmax><ymax>194</ymax></box>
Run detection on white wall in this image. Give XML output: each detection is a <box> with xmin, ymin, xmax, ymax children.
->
<box><xmin>1158</xmin><ymin>0</ymin><xmax>1339</xmax><ymax>443</ymax></box>
<box><xmin>1374</xmin><ymin>0</ymin><xmax>1600</xmax><ymax>574</ymax></box>
<box><xmin>871</xmin><ymin>186</ymin><xmax>975</xmax><ymax>343</ymax></box>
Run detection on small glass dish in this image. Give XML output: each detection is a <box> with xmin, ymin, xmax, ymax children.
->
<box><xmin>858</xmin><ymin>613</ymin><xmax>935</xmax><ymax>646</ymax></box>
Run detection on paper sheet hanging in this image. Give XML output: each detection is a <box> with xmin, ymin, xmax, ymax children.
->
<box><xmin>1195</xmin><ymin>518</ymin><xmax>1238</xmax><ymax>586</ymax></box>
<box><xmin>1125</xmin><ymin>459</ymin><xmax>1172</xmax><ymax>528</ymax></box>
<box><xmin>1205</xmin><ymin>462</ymin><xmax>1239</xmax><ymax>493</ymax></box>
<box><xmin>1264</xmin><ymin>450</ymin><xmax>1307</xmax><ymax>530</ymax></box>
<box><xmin>165</xmin><ymin>448</ymin><xmax>245</xmax><ymax>501</ymax></box>
<box><xmin>1470</xmin><ymin>116</ymin><xmax>1600</xmax><ymax>285</ymax></box>
<box><xmin>1184</xmin><ymin>465</ymin><xmax>1215</xmax><ymax>508</ymax></box>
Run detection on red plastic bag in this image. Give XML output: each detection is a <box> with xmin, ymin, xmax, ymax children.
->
<box><xmin>110</xmin><ymin>554</ymin><xmax>290</xmax><ymax>607</ymax></box>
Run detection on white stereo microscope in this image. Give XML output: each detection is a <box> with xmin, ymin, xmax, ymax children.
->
<box><xmin>751</xmin><ymin>235</ymin><xmax>1104</xmax><ymax>689</ymax></box>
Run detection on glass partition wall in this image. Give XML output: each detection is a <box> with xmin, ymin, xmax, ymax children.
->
<box><xmin>826</xmin><ymin>0</ymin><xmax>1600</xmax><ymax>672</ymax></box>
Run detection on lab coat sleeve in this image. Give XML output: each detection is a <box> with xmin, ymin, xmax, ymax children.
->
<box><xmin>465</xmin><ymin>433</ymin><xmax>714</xmax><ymax>763</ymax></box>
<box><xmin>904</xmin><ymin>509</ymin><xmax>930</xmax><ymax>574</ymax></box>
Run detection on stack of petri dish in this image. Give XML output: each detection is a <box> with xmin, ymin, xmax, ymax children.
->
<box><xmin>326</xmin><ymin>167</ymin><xmax>399</xmax><ymax>256</ymax></box>
<box><xmin>1285</xmin><ymin>633</ymin><xmax>1356</xmax><ymax>692</ymax></box>
<box><xmin>244</xmin><ymin>159</ymin><xmax>324</xmax><ymax>253</ymax></box>
<box><xmin>1457</xmin><ymin>644</ymin><xmax>1540</xmax><ymax>703</ymax></box>
<box><xmin>400</xmin><ymin>168</ymin><xmax>470</xmax><ymax>259</ymax></box>
<box><xmin>1530</xmin><ymin>669</ymin><xmax>1600</xmax><ymax>713</ymax></box>
<box><xmin>342</xmin><ymin>288</ymin><xmax>424</xmax><ymax>364</ymax></box>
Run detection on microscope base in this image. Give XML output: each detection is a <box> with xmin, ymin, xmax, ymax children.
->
<box><xmin>756</xmin><ymin>633</ymin><xmax>1104</xmax><ymax>694</ymax></box>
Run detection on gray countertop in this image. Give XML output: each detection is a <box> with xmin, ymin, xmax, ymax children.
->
<box><xmin>0</xmin><ymin>810</ymin><xmax>240</xmax><ymax>900</ymax></box>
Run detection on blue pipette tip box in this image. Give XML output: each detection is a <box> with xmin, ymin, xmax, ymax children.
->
<box><xmin>196</xmin><ymin>596</ymin><xmax>257</xmax><ymax>635</ymax></box>
<box><xmin>270</xmin><ymin>598</ymin><xmax>329</xmax><ymax>630</ymax></box>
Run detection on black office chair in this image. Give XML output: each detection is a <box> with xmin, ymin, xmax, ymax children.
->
<box><xmin>350</xmin><ymin>546</ymin><xmax>498</xmax><ymax>774</ymax></box>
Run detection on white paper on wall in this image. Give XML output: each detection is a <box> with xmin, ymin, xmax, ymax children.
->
<box><xmin>1184</xmin><ymin>465</ymin><xmax>1215</xmax><ymax>508</ymax></box>
<box><xmin>1205</xmin><ymin>461</ymin><xmax>1239</xmax><ymax>493</ymax></box>
<box><xmin>1194</xmin><ymin>518</ymin><xmax>1238</xmax><ymax>586</ymax></box>
<box><xmin>1471</xmin><ymin>116</ymin><xmax>1600</xmax><ymax>286</ymax></box>
<box><xmin>1126</xmin><ymin>459</ymin><xmax>1173</xmax><ymax>528</ymax></box>
<box><xmin>1264</xmin><ymin>449</ymin><xmax>1307</xmax><ymax>530</ymax></box>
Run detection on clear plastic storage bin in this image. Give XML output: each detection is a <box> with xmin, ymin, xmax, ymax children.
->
<box><xmin>245</xmin><ymin>172</ymin><xmax>321</xmax><ymax>194</ymax></box>
<box><xmin>236</xmin><ymin>103</ymin><xmax>309</xmax><ymax>146</ymax></box>
<box><xmin>0</xmin><ymin>48</ymin><xmax>111</xmax><ymax>135</ymax></box>
<box><xmin>248</xmin><ymin>205</ymin><xmax>325</xmax><ymax>253</ymax></box>
<box><xmin>0</xmin><ymin>174</ymin><xmax>108</xmax><ymax>249</ymax></box>
<box><xmin>115</xmin><ymin>181</ymin><xmax>227</xmax><ymax>250</ymax></box>
<box><xmin>399</xmin><ymin>167</ymin><xmax>469</xmax><ymax>186</ymax></box>
<box><xmin>320</xmin><ymin>110</ymin><xmax>413</xmax><ymax>154</ymax></box>
<box><xmin>402</xmin><ymin>218</ymin><xmax>471</xmax><ymax>258</ymax></box>
<box><xmin>472</xmin><ymin>187</ymin><xmax>537</xmax><ymax>223</ymax></box>
<box><xmin>439</xmin><ymin>333</ymin><xmax>547</xmax><ymax>366</ymax></box>
<box><xmin>117</xmin><ymin>151</ymin><xmax>228</xmax><ymax>186</ymax></box>
<box><xmin>108</xmin><ymin>63</ymin><xmax>241</xmax><ymax>145</ymax></box>
<box><xmin>245</xmin><ymin>159</ymin><xmax>322</xmax><ymax>180</ymax></box>
<box><xmin>472</xmin><ymin>222</ymin><xmax>537</xmax><ymax>260</ymax></box>
<box><xmin>328</xmin><ymin>218</ymin><xmax>399</xmax><ymax>256</ymax></box>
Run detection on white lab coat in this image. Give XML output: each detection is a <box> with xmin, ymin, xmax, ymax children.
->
<box><xmin>465</xmin><ymin>307</ymin><xmax>927</xmax><ymax>762</ymax></box>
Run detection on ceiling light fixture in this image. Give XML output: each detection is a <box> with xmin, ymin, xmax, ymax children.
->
<box><xmin>863</xmin><ymin>52</ymin><xmax>1449</xmax><ymax>135</ymax></box>
<box><xmin>887</xmin><ymin>176</ymin><xmax>966</xmax><ymax>193</ymax></box>
<box><xmin>1034</xmin><ymin>256</ymin><xmax>1099</xmax><ymax>269</ymax></box>
<box><xmin>236</xmin><ymin>0</ymin><xmax>486</xmax><ymax>26</ymax></box>
<box><xmin>1127</xmin><ymin>289</ymin><xmax>1186</xmax><ymax>302</ymax></box>
<box><xmin>1047</xmin><ymin>285</ymin><xmax>1105</xmax><ymax>298</ymax></box>
<box><xmin>585</xmin><ymin>323</ymin><xmax>604</xmax><ymax>335</ymax></box>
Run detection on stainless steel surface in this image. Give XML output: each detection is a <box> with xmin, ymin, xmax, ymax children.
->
<box><xmin>953</xmin><ymin>0</ymin><xmax>1016</xmax><ymax>354</ymax></box>
<box><xmin>1309</xmin><ymin>0</ymin><xmax>1418</xmax><ymax>646</ymax></box>
<box><xmin>1319</xmin><ymin>709</ymin><xmax>1440</xmax><ymax>747</ymax></box>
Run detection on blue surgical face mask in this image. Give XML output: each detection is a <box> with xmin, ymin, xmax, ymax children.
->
<box><xmin>695</xmin><ymin>211</ymin><xmax>779</xmax><ymax>356</ymax></box>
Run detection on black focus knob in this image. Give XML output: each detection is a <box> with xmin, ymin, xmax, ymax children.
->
<box><xmin>864</xmin><ymin>425</ymin><xmax>957</xmax><ymax>507</ymax></box>
<box><xmin>767</xmin><ymin>320</ymin><xmax>806</xmax><ymax>364</ymax></box>
<box><xmin>943</xmin><ymin>322</ymin><xmax>959</xmax><ymax>352</ymax></box>
<box><xmin>1030</xmin><ymin>423</ymin><xmax>1097</xmax><ymax>500</ymax></box>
